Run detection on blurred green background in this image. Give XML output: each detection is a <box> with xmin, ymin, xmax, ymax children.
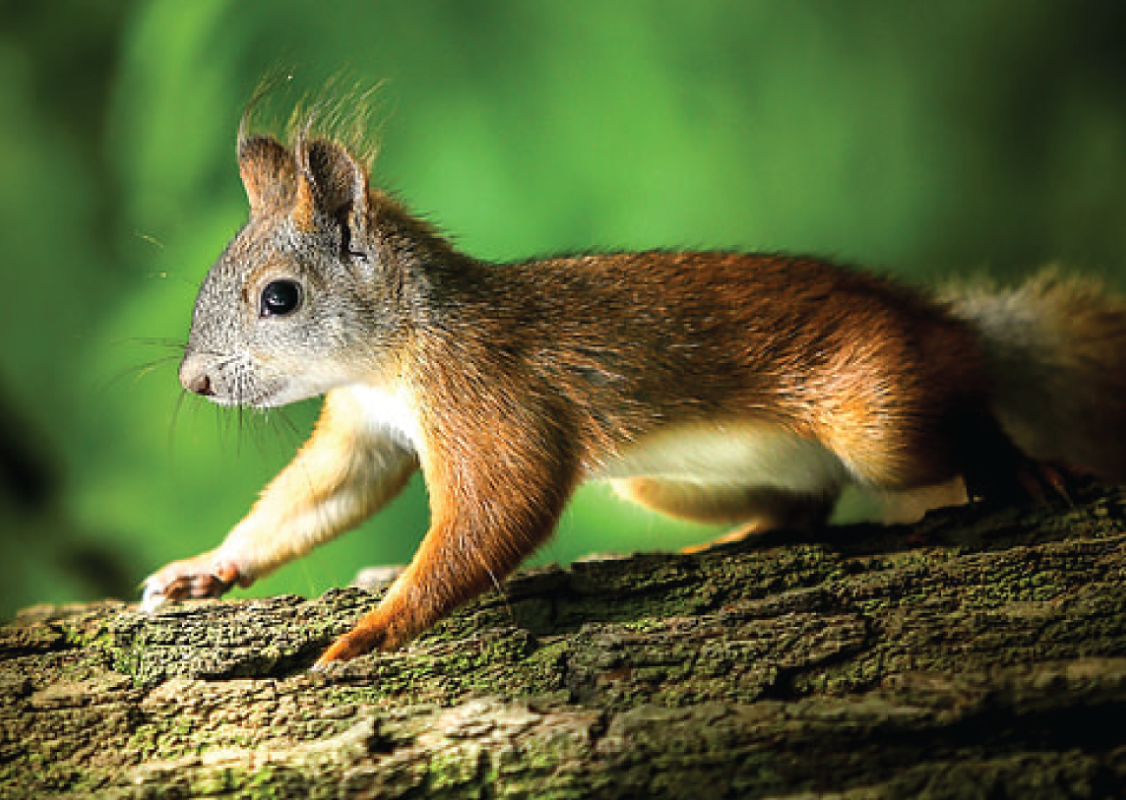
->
<box><xmin>3</xmin><ymin>1</ymin><xmax>1125</xmax><ymax>617</ymax></box>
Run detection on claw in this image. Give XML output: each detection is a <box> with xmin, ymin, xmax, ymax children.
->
<box><xmin>311</xmin><ymin>639</ymin><xmax>355</xmax><ymax>672</ymax></box>
<box><xmin>140</xmin><ymin>583</ymin><xmax>170</xmax><ymax>614</ymax></box>
<box><xmin>312</xmin><ymin>623</ymin><xmax>389</xmax><ymax>671</ymax></box>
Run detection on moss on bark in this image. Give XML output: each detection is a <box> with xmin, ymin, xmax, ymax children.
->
<box><xmin>3</xmin><ymin>491</ymin><xmax>1126</xmax><ymax>798</ymax></box>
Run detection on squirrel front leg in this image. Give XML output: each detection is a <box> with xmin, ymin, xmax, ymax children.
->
<box><xmin>314</xmin><ymin>413</ymin><xmax>579</xmax><ymax>667</ymax></box>
<box><xmin>142</xmin><ymin>386</ymin><xmax>417</xmax><ymax>608</ymax></box>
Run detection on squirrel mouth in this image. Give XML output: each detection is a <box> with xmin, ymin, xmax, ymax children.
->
<box><xmin>243</xmin><ymin>382</ymin><xmax>323</xmax><ymax>410</ymax></box>
<box><xmin>190</xmin><ymin>386</ymin><xmax>279</xmax><ymax>409</ymax></box>
<box><xmin>243</xmin><ymin>390</ymin><xmax>287</xmax><ymax>409</ymax></box>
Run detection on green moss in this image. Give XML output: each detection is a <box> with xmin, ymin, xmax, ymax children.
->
<box><xmin>0</xmin><ymin>752</ymin><xmax>109</xmax><ymax>800</ymax></box>
<box><xmin>425</xmin><ymin>745</ymin><xmax>490</xmax><ymax>794</ymax></box>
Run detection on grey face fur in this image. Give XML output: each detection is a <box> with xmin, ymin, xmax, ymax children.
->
<box><xmin>178</xmin><ymin>134</ymin><xmax>400</xmax><ymax>408</ymax></box>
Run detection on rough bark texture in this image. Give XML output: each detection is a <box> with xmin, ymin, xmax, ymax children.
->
<box><xmin>4</xmin><ymin>490</ymin><xmax>1126</xmax><ymax>799</ymax></box>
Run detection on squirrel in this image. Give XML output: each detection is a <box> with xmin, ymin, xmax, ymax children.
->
<box><xmin>141</xmin><ymin>109</ymin><xmax>1126</xmax><ymax>670</ymax></box>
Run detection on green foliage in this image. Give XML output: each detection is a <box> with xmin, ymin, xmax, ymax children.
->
<box><xmin>3</xmin><ymin>0</ymin><xmax>1126</xmax><ymax>616</ymax></box>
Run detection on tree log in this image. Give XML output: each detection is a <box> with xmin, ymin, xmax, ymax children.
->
<box><xmin>3</xmin><ymin>491</ymin><xmax>1126</xmax><ymax>798</ymax></box>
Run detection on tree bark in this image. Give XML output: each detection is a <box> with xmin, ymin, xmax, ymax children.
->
<box><xmin>3</xmin><ymin>490</ymin><xmax>1126</xmax><ymax>799</ymax></box>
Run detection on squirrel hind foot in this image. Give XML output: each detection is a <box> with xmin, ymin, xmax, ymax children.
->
<box><xmin>1011</xmin><ymin>460</ymin><xmax>1098</xmax><ymax>506</ymax></box>
<box><xmin>964</xmin><ymin>450</ymin><xmax>1082</xmax><ymax>509</ymax></box>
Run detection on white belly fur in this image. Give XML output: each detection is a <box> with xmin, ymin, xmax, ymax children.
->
<box><xmin>596</xmin><ymin>422</ymin><xmax>850</xmax><ymax>493</ymax></box>
<box><xmin>337</xmin><ymin>383</ymin><xmax>849</xmax><ymax>496</ymax></box>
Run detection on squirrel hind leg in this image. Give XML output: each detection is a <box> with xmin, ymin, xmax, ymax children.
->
<box><xmin>611</xmin><ymin>477</ymin><xmax>838</xmax><ymax>550</ymax></box>
<box><xmin>953</xmin><ymin>412</ymin><xmax>1076</xmax><ymax>505</ymax></box>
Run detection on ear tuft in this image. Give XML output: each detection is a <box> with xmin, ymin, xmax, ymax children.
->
<box><xmin>238</xmin><ymin>135</ymin><xmax>296</xmax><ymax>212</ymax></box>
<box><xmin>292</xmin><ymin>135</ymin><xmax>370</xmax><ymax>231</ymax></box>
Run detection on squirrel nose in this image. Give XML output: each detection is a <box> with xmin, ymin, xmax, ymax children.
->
<box><xmin>180</xmin><ymin>357</ymin><xmax>215</xmax><ymax>397</ymax></box>
<box><xmin>187</xmin><ymin>373</ymin><xmax>214</xmax><ymax>397</ymax></box>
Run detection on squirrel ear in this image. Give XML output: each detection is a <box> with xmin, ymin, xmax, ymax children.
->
<box><xmin>292</xmin><ymin>137</ymin><xmax>370</xmax><ymax>232</ymax></box>
<box><xmin>237</xmin><ymin>135</ymin><xmax>295</xmax><ymax>212</ymax></box>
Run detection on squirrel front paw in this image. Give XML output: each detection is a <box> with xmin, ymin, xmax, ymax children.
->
<box><xmin>141</xmin><ymin>553</ymin><xmax>246</xmax><ymax>612</ymax></box>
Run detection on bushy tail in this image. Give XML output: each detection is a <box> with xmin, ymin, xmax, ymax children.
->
<box><xmin>942</xmin><ymin>270</ymin><xmax>1126</xmax><ymax>483</ymax></box>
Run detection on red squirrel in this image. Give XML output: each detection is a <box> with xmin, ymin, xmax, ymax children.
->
<box><xmin>141</xmin><ymin>109</ymin><xmax>1126</xmax><ymax>669</ymax></box>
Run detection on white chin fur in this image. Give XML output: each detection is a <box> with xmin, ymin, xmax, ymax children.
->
<box><xmin>216</xmin><ymin>378</ymin><xmax>340</xmax><ymax>409</ymax></box>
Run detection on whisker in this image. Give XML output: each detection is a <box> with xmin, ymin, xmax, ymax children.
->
<box><xmin>243</xmin><ymin>406</ymin><xmax>293</xmax><ymax>460</ymax></box>
<box><xmin>167</xmin><ymin>389</ymin><xmax>191</xmax><ymax>455</ymax></box>
<box><xmin>236</xmin><ymin>404</ymin><xmax>249</xmax><ymax>458</ymax></box>
<box><xmin>482</xmin><ymin>563</ymin><xmax>515</xmax><ymax>625</ymax></box>
<box><xmin>116</xmin><ymin>336</ymin><xmax>186</xmax><ymax>352</ymax></box>
<box><xmin>135</xmin><ymin>231</ymin><xmax>166</xmax><ymax>250</ymax></box>
<box><xmin>214</xmin><ymin>402</ymin><xmax>233</xmax><ymax>455</ymax></box>
<box><xmin>130</xmin><ymin>355</ymin><xmax>182</xmax><ymax>385</ymax></box>
<box><xmin>162</xmin><ymin>347</ymin><xmax>316</xmax><ymax>464</ymax></box>
<box><xmin>97</xmin><ymin>354</ymin><xmax>181</xmax><ymax>396</ymax></box>
<box><xmin>271</xmin><ymin>408</ymin><xmax>305</xmax><ymax>445</ymax></box>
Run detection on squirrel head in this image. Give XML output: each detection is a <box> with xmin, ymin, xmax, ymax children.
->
<box><xmin>179</xmin><ymin>128</ymin><xmax>420</xmax><ymax>408</ymax></box>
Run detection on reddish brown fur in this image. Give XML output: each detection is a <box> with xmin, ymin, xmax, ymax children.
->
<box><xmin>148</xmin><ymin>125</ymin><xmax>1126</xmax><ymax>669</ymax></box>
<box><xmin>383</xmin><ymin>225</ymin><xmax>997</xmax><ymax>491</ymax></box>
<box><xmin>317</xmin><ymin>203</ymin><xmax>1018</xmax><ymax>663</ymax></box>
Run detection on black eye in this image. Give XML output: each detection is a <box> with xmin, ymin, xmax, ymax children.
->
<box><xmin>260</xmin><ymin>280</ymin><xmax>302</xmax><ymax>317</ymax></box>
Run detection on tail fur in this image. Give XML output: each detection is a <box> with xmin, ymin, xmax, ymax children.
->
<box><xmin>941</xmin><ymin>269</ymin><xmax>1126</xmax><ymax>483</ymax></box>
